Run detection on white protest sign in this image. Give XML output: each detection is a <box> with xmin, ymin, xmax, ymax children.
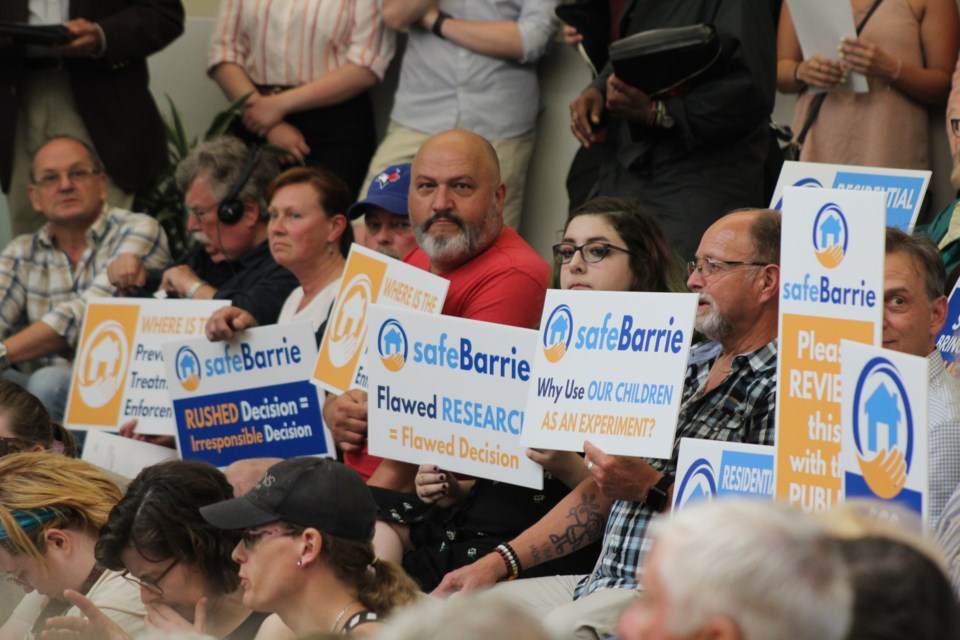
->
<box><xmin>841</xmin><ymin>341</ymin><xmax>928</xmax><ymax>522</ymax></box>
<box><xmin>775</xmin><ymin>187</ymin><xmax>885</xmax><ymax>512</ymax></box>
<box><xmin>65</xmin><ymin>298</ymin><xmax>228</xmax><ymax>435</ymax></box>
<box><xmin>672</xmin><ymin>438</ymin><xmax>775</xmax><ymax>511</ymax></box>
<box><xmin>935</xmin><ymin>280</ymin><xmax>960</xmax><ymax>379</ymax></box>
<box><xmin>163</xmin><ymin>322</ymin><xmax>334</xmax><ymax>467</ymax></box>
<box><xmin>312</xmin><ymin>244</ymin><xmax>449</xmax><ymax>395</ymax></box>
<box><xmin>520</xmin><ymin>290</ymin><xmax>697</xmax><ymax>457</ymax></box>
<box><xmin>81</xmin><ymin>430</ymin><xmax>179</xmax><ymax>480</ymax></box>
<box><xmin>366</xmin><ymin>305</ymin><xmax>542</xmax><ymax>489</ymax></box>
<box><xmin>784</xmin><ymin>0</ymin><xmax>867</xmax><ymax>93</ymax></box>
<box><xmin>771</xmin><ymin>161</ymin><xmax>930</xmax><ymax>232</ymax></box>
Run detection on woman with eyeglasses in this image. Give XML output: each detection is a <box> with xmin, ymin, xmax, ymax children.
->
<box><xmin>201</xmin><ymin>457</ymin><xmax>420</xmax><ymax>636</ymax></box>
<box><xmin>375</xmin><ymin>197</ymin><xmax>682</xmax><ymax>591</ymax></box>
<box><xmin>41</xmin><ymin>460</ymin><xmax>268</xmax><ymax>640</ymax></box>
<box><xmin>0</xmin><ymin>452</ymin><xmax>143</xmax><ymax>639</ymax></box>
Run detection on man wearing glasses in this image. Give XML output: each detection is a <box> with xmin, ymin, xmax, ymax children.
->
<box><xmin>107</xmin><ymin>136</ymin><xmax>298</xmax><ymax>328</ymax></box>
<box><xmin>0</xmin><ymin>136</ymin><xmax>169</xmax><ymax>421</ymax></box>
<box><xmin>434</xmin><ymin>208</ymin><xmax>782</xmax><ymax>640</ymax></box>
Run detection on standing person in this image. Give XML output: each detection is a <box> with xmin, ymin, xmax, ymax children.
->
<box><xmin>570</xmin><ymin>0</ymin><xmax>776</xmax><ymax>259</ymax></box>
<box><xmin>207</xmin><ymin>0</ymin><xmax>395</xmax><ymax>197</ymax></box>
<box><xmin>201</xmin><ymin>457</ymin><xmax>420</xmax><ymax>636</ymax></box>
<box><xmin>0</xmin><ymin>136</ymin><xmax>169</xmax><ymax>421</ymax></box>
<box><xmin>778</xmin><ymin>0</ymin><xmax>959</xmax><ymax>170</ymax></box>
<box><xmin>205</xmin><ymin>166</ymin><xmax>353</xmax><ymax>345</ymax></box>
<box><xmin>373</xmin><ymin>196</ymin><xmax>682</xmax><ymax>592</ymax></box>
<box><xmin>0</xmin><ymin>0</ymin><xmax>185</xmax><ymax>237</ymax></box>
<box><xmin>0</xmin><ymin>453</ymin><xmax>142</xmax><ymax>638</ymax></box>
<box><xmin>367</xmin><ymin>0</ymin><xmax>558</xmax><ymax>230</ymax></box>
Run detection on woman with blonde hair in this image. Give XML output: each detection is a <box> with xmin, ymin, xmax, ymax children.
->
<box><xmin>201</xmin><ymin>457</ymin><xmax>418</xmax><ymax>636</ymax></box>
<box><xmin>0</xmin><ymin>453</ymin><xmax>142</xmax><ymax>638</ymax></box>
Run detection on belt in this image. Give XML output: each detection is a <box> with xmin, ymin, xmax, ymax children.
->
<box><xmin>23</xmin><ymin>57</ymin><xmax>64</xmax><ymax>72</ymax></box>
<box><xmin>256</xmin><ymin>84</ymin><xmax>293</xmax><ymax>95</ymax></box>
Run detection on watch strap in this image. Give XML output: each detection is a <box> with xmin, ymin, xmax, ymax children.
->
<box><xmin>432</xmin><ymin>11</ymin><xmax>451</xmax><ymax>39</ymax></box>
<box><xmin>645</xmin><ymin>473</ymin><xmax>675</xmax><ymax>512</ymax></box>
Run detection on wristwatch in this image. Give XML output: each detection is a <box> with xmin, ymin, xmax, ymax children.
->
<box><xmin>432</xmin><ymin>11</ymin><xmax>451</xmax><ymax>39</ymax></box>
<box><xmin>644</xmin><ymin>473</ymin><xmax>675</xmax><ymax>513</ymax></box>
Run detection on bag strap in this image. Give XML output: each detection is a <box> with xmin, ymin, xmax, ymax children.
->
<box><xmin>795</xmin><ymin>0</ymin><xmax>884</xmax><ymax>146</ymax></box>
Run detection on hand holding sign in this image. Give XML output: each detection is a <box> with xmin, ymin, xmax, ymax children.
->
<box><xmin>324</xmin><ymin>390</ymin><xmax>369</xmax><ymax>453</ymax></box>
<box><xmin>856</xmin><ymin>448</ymin><xmax>907</xmax><ymax>500</ymax></box>
<box><xmin>416</xmin><ymin>464</ymin><xmax>471</xmax><ymax>509</ymax></box>
<box><xmin>583</xmin><ymin>440</ymin><xmax>660</xmax><ymax>502</ymax></box>
<box><xmin>205</xmin><ymin>306</ymin><xmax>258</xmax><ymax>341</ymax></box>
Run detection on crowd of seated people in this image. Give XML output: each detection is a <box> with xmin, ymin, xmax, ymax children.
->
<box><xmin>2</xmin><ymin>0</ymin><xmax>960</xmax><ymax>638</ymax></box>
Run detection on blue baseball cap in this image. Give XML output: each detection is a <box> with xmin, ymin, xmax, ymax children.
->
<box><xmin>347</xmin><ymin>163</ymin><xmax>411</xmax><ymax>220</ymax></box>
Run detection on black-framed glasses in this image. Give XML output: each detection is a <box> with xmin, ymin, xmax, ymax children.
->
<box><xmin>241</xmin><ymin>526</ymin><xmax>301</xmax><ymax>549</ymax></box>
<box><xmin>952</xmin><ymin>118</ymin><xmax>960</xmax><ymax>137</ymax></box>
<box><xmin>687</xmin><ymin>257</ymin><xmax>768</xmax><ymax>278</ymax></box>
<box><xmin>121</xmin><ymin>558</ymin><xmax>178</xmax><ymax>596</ymax></box>
<box><xmin>552</xmin><ymin>242</ymin><xmax>636</xmax><ymax>265</ymax></box>
<box><xmin>32</xmin><ymin>167</ymin><xmax>102</xmax><ymax>190</ymax></box>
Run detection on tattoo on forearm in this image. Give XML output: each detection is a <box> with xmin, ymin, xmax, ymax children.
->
<box><xmin>547</xmin><ymin>492</ymin><xmax>605</xmax><ymax>556</ymax></box>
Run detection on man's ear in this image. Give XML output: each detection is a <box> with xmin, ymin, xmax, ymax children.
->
<box><xmin>756</xmin><ymin>263</ymin><xmax>780</xmax><ymax>304</ymax></box>
<box><xmin>930</xmin><ymin>294</ymin><xmax>949</xmax><ymax>339</ymax></box>
<box><xmin>243</xmin><ymin>200</ymin><xmax>262</xmax><ymax>227</ymax></box>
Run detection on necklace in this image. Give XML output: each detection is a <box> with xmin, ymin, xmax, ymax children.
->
<box><xmin>715</xmin><ymin>351</ymin><xmax>735</xmax><ymax>374</ymax></box>
<box><xmin>331</xmin><ymin>600</ymin><xmax>360</xmax><ymax>632</ymax></box>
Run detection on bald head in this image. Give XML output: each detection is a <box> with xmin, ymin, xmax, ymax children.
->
<box><xmin>408</xmin><ymin>130</ymin><xmax>506</xmax><ymax>272</ymax></box>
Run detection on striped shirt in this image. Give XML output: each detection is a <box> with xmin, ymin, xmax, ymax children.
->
<box><xmin>0</xmin><ymin>207</ymin><xmax>169</xmax><ymax>365</ymax></box>
<box><xmin>928</xmin><ymin>350</ymin><xmax>960</xmax><ymax>528</ymax></box>
<box><xmin>936</xmin><ymin>481</ymin><xmax>960</xmax><ymax>596</ymax></box>
<box><xmin>574</xmin><ymin>339</ymin><xmax>779</xmax><ymax>597</ymax></box>
<box><xmin>208</xmin><ymin>0</ymin><xmax>396</xmax><ymax>85</ymax></box>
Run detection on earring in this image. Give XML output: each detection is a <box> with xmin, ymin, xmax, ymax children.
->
<box><xmin>327</xmin><ymin>244</ymin><xmax>333</xmax><ymax>257</ymax></box>
<box><xmin>297</xmin><ymin>559</ymin><xmax>303</xmax><ymax>567</ymax></box>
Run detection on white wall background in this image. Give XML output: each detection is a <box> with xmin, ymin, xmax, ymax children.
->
<box><xmin>0</xmin><ymin>17</ymin><xmax>953</xmax><ymax>256</ymax></box>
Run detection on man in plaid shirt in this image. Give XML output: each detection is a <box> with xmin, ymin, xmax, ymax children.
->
<box><xmin>0</xmin><ymin>136</ymin><xmax>169</xmax><ymax>420</ymax></box>
<box><xmin>434</xmin><ymin>209</ymin><xmax>782</xmax><ymax>639</ymax></box>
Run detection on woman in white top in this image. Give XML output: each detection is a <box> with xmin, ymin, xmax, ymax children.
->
<box><xmin>206</xmin><ymin>166</ymin><xmax>353</xmax><ymax>344</ymax></box>
<box><xmin>0</xmin><ymin>453</ymin><xmax>143</xmax><ymax>639</ymax></box>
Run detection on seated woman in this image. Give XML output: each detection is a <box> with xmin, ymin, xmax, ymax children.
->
<box><xmin>201</xmin><ymin>457</ymin><xmax>419</xmax><ymax>636</ymax></box>
<box><xmin>0</xmin><ymin>381</ymin><xmax>77</xmax><ymax>457</ymax></box>
<box><xmin>373</xmin><ymin>197</ymin><xmax>684</xmax><ymax>591</ymax></box>
<box><xmin>0</xmin><ymin>453</ymin><xmax>142</xmax><ymax>638</ymax></box>
<box><xmin>205</xmin><ymin>166</ymin><xmax>353</xmax><ymax>344</ymax></box>
<box><xmin>44</xmin><ymin>460</ymin><xmax>268</xmax><ymax>639</ymax></box>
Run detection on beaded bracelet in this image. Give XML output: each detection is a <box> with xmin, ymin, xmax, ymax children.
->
<box><xmin>495</xmin><ymin>543</ymin><xmax>521</xmax><ymax>580</ymax></box>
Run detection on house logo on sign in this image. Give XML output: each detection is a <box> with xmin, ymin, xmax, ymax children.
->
<box><xmin>674</xmin><ymin>458</ymin><xmax>717</xmax><ymax>508</ymax></box>
<box><xmin>377</xmin><ymin>319</ymin><xmax>408</xmax><ymax>372</ymax></box>
<box><xmin>76</xmin><ymin>320</ymin><xmax>130</xmax><ymax>408</ymax></box>
<box><xmin>852</xmin><ymin>357</ymin><xmax>915</xmax><ymax>499</ymax></box>
<box><xmin>812</xmin><ymin>203</ymin><xmax>849</xmax><ymax>269</ymax></box>
<box><xmin>174</xmin><ymin>346</ymin><xmax>202</xmax><ymax>392</ymax></box>
<box><xmin>542</xmin><ymin>304</ymin><xmax>573</xmax><ymax>363</ymax></box>
<box><xmin>328</xmin><ymin>274</ymin><xmax>372</xmax><ymax>367</ymax></box>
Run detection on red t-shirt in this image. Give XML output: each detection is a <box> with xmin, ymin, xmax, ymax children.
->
<box><xmin>345</xmin><ymin>226</ymin><xmax>551</xmax><ymax>478</ymax></box>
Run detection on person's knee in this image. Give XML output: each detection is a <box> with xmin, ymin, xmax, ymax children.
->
<box><xmin>25</xmin><ymin>365</ymin><xmax>72</xmax><ymax>422</ymax></box>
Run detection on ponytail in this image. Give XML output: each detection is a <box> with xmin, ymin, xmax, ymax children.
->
<box><xmin>321</xmin><ymin>533</ymin><xmax>420</xmax><ymax>616</ymax></box>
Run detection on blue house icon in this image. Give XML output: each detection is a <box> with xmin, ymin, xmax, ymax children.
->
<box><xmin>383</xmin><ymin>328</ymin><xmax>402</xmax><ymax>355</ymax></box>
<box><xmin>863</xmin><ymin>383</ymin><xmax>901</xmax><ymax>452</ymax></box>
<box><xmin>179</xmin><ymin>355</ymin><xmax>197</xmax><ymax>378</ymax></box>
<box><xmin>548</xmin><ymin>314</ymin><xmax>568</xmax><ymax>346</ymax></box>
<box><xmin>819</xmin><ymin>214</ymin><xmax>842</xmax><ymax>248</ymax></box>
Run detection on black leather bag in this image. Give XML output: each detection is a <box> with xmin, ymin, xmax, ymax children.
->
<box><xmin>608</xmin><ymin>24</ymin><xmax>721</xmax><ymax>97</ymax></box>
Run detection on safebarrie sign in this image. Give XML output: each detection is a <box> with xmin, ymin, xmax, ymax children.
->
<box><xmin>163</xmin><ymin>322</ymin><xmax>333</xmax><ymax>467</ymax></box>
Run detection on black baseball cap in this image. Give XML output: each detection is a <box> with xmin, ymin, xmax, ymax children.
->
<box><xmin>200</xmin><ymin>457</ymin><xmax>376</xmax><ymax>542</ymax></box>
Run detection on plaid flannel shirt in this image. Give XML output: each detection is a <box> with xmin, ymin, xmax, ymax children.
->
<box><xmin>574</xmin><ymin>339</ymin><xmax>779</xmax><ymax>597</ymax></box>
<box><xmin>0</xmin><ymin>207</ymin><xmax>169</xmax><ymax>365</ymax></box>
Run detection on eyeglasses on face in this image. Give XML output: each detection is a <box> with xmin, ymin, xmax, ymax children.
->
<box><xmin>241</xmin><ymin>526</ymin><xmax>301</xmax><ymax>549</ymax></box>
<box><xmin>5</xmin><ymin>570</ymin><xmax>30</xmax><ymax>590</ymax></box>
<box><xmin>552</xmin><ymin>242</ymin><xmax>635</xmax><ymax>265</ymax></box>
<box><xmin>32</xmin><ymin>167</ymin><xmax>102</xmax><ymax>190</ymax></box>
<box><xmin>120</xmin><ymin>558</ymin><xmax>178</xmax><ymax>596</ymax></box>
<box><xmin>687</xmin><ymin>257</ymin><xmax>768</xmax><ymax>278</ymax></box>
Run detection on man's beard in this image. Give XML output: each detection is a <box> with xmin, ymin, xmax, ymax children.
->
<box><xmin>696</xmin><ymin>294</ymin><xmax>732</xmax><ymax>341</ymax></box>
<box><xmin>413</xmin><ymin>212</ymin><xmax>494</xmax><ymax>265</ymax></box>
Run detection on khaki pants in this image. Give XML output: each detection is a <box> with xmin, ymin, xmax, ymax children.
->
<box><xmin>6</xmin><ymin>68</ymin><xmax>133</xmax><ymax>237</ymax></box>
<box><xmin>363</xmin><ymin>120</ymin><xmax>536</xmax><ymax>230</ymax></box>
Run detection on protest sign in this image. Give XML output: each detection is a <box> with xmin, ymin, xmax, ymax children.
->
<box><xmin>775</xmin><ymin>187</ymin><xmax>884</xmax><ymax>512</ymax></box>
<box><xmin>935</xmin><ymin>279</ymin><xmax>960</xmax><ymax>378</ymax></box>
<box><xmin>784</xmin><ymin>0</ymin><xmax>867</xmax><ymax>93</ymax></box>
<box><xmin>366</xmin><ymin>305</ymin><xmax>542</xmax><ymax>489</ymax></box>
<box><xmin>672</xmin><ymin>438</ymin><xmax>775</xmax><ymax>511</ymax></box>
<box><xmin>163</xmin><ymin>322</ymin><xmax>333</xmax><ymax>466</ymax></box>
<box><xmin>520</xmin><ymin>290</ymin><xmax>697</xmax><ymax>457</ymax></box>
<box><xmin>770</xmin><ymin>161</ymin><xmax>930</xmax><ymax>232</ymax></box>
<box><xmin>841</xmin><ymin>341</ymin><xmax>928</xmax><ymax>521</ymax></box>
<box><xmin>65</xmin><ymin>298</ymin><xmax>227</xmax><ymax>435</ymax></box>
<box><xmin>312</xmin><ymin>245</ymin><xmax>448</xmax><ymax>395</ymax></box>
